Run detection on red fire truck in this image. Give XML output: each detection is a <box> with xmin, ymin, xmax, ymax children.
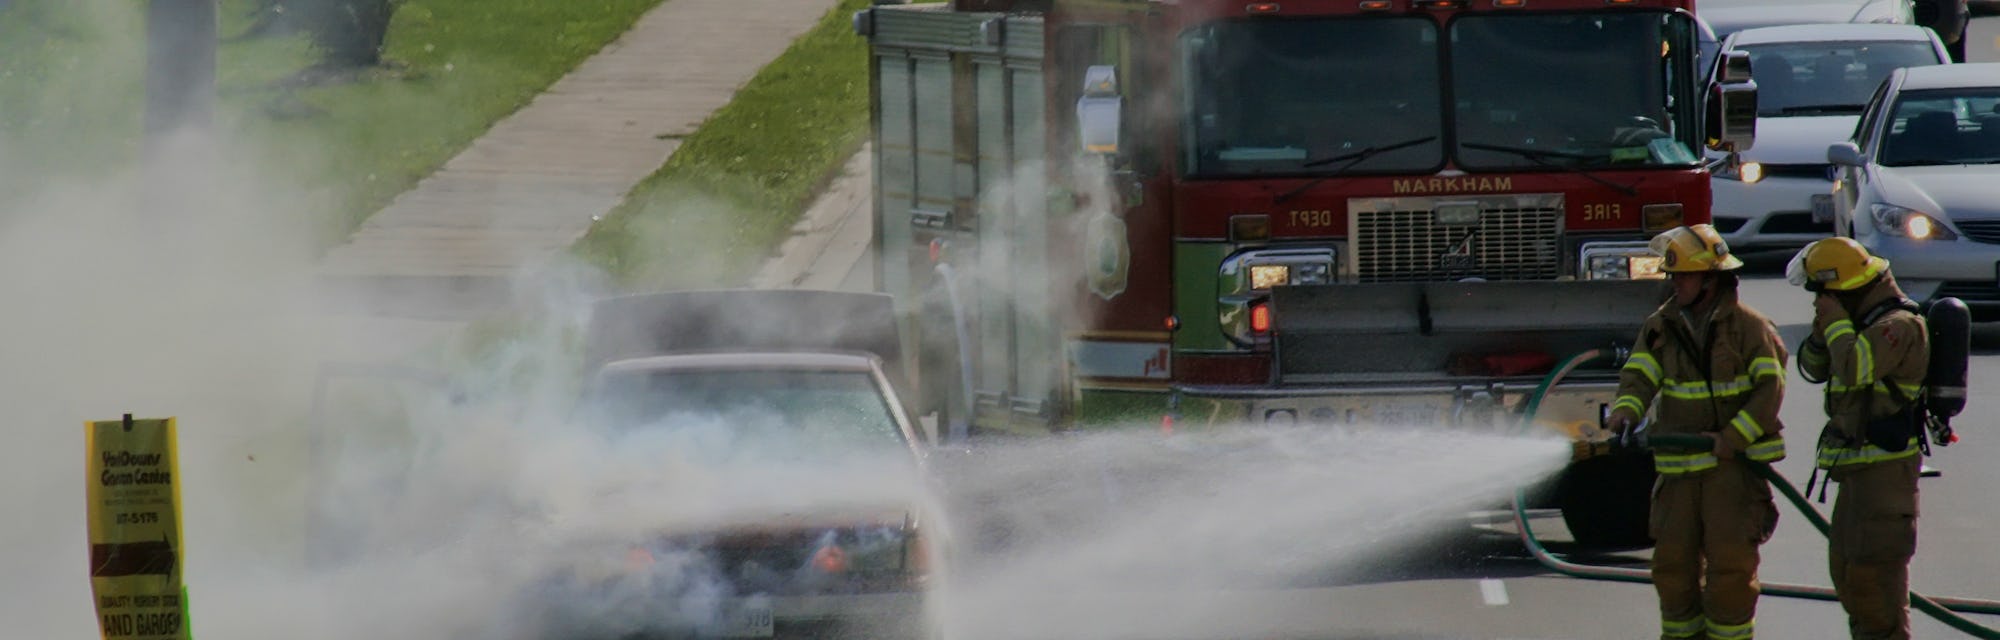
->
<box><xmin>856</xmin><ymin>0</ymin><xmax>1758</xmax><ymax>546</ymax></box>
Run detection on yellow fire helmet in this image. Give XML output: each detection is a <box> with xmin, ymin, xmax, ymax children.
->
<box><xmin>1650</xmin><ymin>224</ymin><xmax>1744</xmax><ymax>273</ymax></box>
<box><xmin>1787</xmin><ymin>237</ymin><xmax>1889</xmax><ymax>292</ymax></box>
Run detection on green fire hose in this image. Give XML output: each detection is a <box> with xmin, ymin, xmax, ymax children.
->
<box><xmin>1513</xmin><ymin>351</ymin><xmax>2000</xmax><ymax>637</ymax></box>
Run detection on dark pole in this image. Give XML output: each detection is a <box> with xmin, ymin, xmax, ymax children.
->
<box><xmin>142</xmin><ymin>0</ymin><xmax>217</xmax><ymax>225</ymax></box>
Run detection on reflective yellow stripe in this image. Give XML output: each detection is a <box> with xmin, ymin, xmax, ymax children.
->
<box><xmin>1746</xmin><ymin>438</ymin><xmax>1786</xmax><ymax>462</ymax></box>
<box><xmin>1825</xmin><ymin>319</ymin><xmax>1856</xmax><ymax>343</ymax></box>
<box><xmin>1662</xmin><ymin>616</ymin><xmax>1706</xmax><ymax>638</ymax></box>
<box><xmin>1624</xmin><ymin>352</ymin><xmax>1663</xmax><ymax>384</ymax></box>
<box><xmin>1855</xmin><ymin>333</ymin><xmax>1876</xmax><ymax>383</ymax></box>
<box><xmin>1818</xmin><ymin>437</ymin><xmax>1922</xmax><ymax>468</ymax></box>
<box><xmin>1836</xmin><ymin>265</ymin><xmax>1878</xmax><ymax>290</ymax></box>
<box><xmin>1748</xmin><ymin>356</ymin><xmax>1782</xmax><ymax>381</ymax></box>
<box><xmin>1656</xmin><ymin>452</ymin><xmax>1720</xmax><ymax>474</ymax></box>
<box><xmin>1660</xmin><ymin>376</ymin><xmax>1754</xmax><ymax>399</ymax></box>
<box><xmin>1707</xmin><ymin>618</ymin><xmax>1755</xmax><ymax>640</ymax></box>
<box><xmin>1731</xmin><ymin>411</ymin><xmax>1763</xmax><ymax>441</ymax></box>
<box><xmin>1613</xmin><ymin>395</ymin><xmax>1646</xmax><ymax>417</ymax></box>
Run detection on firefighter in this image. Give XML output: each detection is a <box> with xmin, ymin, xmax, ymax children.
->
<box><xmin>1788</xmin><ymin>237</ymin><xmax>1928</xmax><ymax>640</ymax></box>
<box><xmin>1605</xmin><ymin>223</ymin><xmax>1787</xmax><ymax>640</ymax></box>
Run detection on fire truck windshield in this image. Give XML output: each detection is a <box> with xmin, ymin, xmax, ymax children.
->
<box><xmin>1181</xmin><ymin>12</ymin><xmax>1703</xmax><ymax>177</ymax></box>
<box><xmin>1451</xmin><ymin>12</ymin><xmax>1702</xmax><ymax>170</ymax></box>
<box><xmin>1181</xmin><ymin>17</ymin><xmax>1445</xmax><ymax>176</ymax></box>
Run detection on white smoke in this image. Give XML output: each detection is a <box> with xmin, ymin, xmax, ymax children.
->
<box><xmin>0</xmin><ymin>5</ymin><xmax>1587</xmax><ymax>640</ymax></box>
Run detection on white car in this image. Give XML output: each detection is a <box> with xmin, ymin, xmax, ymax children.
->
<box><xmin>1698</xmin><ymin>0</ymin><xmax>1914</xmax><ymax>40</ymax></box>
<box><xmin>1829</xmin><ymin>63</ymin><xmax>2000</xmax><ymax>319</ymax></box>
<box><xmin>1708</xmin><ymin>24</ymin><xmax>1949</xmax><ymax>253</ymax></box>
<box><xmin>531</xmin><ymin>290</ymin><xmax>950</xmax><ymax>639</ymax></box>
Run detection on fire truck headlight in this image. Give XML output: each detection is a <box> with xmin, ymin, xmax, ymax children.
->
<box><xmin>1221</xmin><ymin>248</ymin><xmax>1339</xmax><ymax>294</ymax></box>
<box><xmin>1219</xmin><ymin>247</ymin><xmax>1336</xmax><ymax>346</ymax></box>
<box><xmin>1293</xmin><ymin>262</ymin><xmax>1332</xmax><ymax>285</ymax></box>
<box><xmin>1579</xmin><ymin>241</ymin><xmax>1664</xmax><ymax>280</ymax></box>
<box><xmin>1250</xmin><ymin>264</ymin><xmax>1290</xmax><ymax>290</ymax></box>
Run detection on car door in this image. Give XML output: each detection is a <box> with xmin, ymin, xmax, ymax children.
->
<box><xmin>1835</xmin><ymin>78</ymin><xmax>1895</xmax><ymax>237</ymax></box>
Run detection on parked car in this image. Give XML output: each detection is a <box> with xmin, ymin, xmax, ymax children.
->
<box><xmin>530</xmin><ymin>289</ymin><xmax>950</xmax><ymax>639</ymax></box>
<box><xmin>1696</xmin><ymin>0</ymin><xmax>1966</xmax><ymax>62</ymax></box>
<box><xmin>1828</xmin><ymin>63</ymin><xmax>2000</xmax><ymax>319</ymax></box>
<box><xmin>1708</xmin><ymin>24</ymin><xmax>1950</xmax><ymax>253</ymax></box>
<box><xmin>1698</xmin><ymin>0</ymin><xmax>1913</xmax><ymax>40</ymax></box>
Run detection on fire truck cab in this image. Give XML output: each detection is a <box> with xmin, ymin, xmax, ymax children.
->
<box><xmin>857</xmin><ymin>0</ymin><xmax>1759</xmax><ymax>547</ymax></box>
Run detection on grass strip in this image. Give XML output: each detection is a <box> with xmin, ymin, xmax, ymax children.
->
<box><xmin>571</xmin><ymin>0</ymin><xmax>873</xmax><ymax>290</ymax></box>
<box><xmin>0</xmin><ymin>0</ymin><xmax>667</xmax><ymax>244</ymax></box>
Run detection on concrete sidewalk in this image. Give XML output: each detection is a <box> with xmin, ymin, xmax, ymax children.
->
<box><xmin>314</xmin><ymin>0</ymin><xmax>842</xmax><ymax>323</ymax></box>
<box><xmin>748</xmin><ymin>144</ymin><xmax>876</xmax><ymax>293</ymax></box>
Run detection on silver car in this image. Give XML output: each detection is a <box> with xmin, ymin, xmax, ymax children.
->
<box><xmin>1698</xmin><ymin>0</ymin><xmax>1914</xmax><ymax>39</ymax></box>
<box><xmin>1708</xmin><ymin>24</ymin><xmax>1950</xmax><ymax>253</ymax></box>
<box><xmin>1829</xmin><ymin>63</ymin><xmax>2000</xmax><ymax>319</ymax></box>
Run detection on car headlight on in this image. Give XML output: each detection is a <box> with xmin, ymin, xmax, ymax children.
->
<box><xmin>1579</xmin><ymin>241</ymin><xmax>1666</xmax><ymax>280</ymax></box>
<box><xmin>1714</xmin><ymin>160</ymin><xmax>1764</xmax><ymax>183</ymax></box>
<box><xmin>1870</xmin><ymin>204</ymin><xmax>1956</xmax><ymax>240</ymax></box>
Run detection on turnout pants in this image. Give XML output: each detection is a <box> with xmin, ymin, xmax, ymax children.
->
<box><xmin>1650</xmin><ymin>460</ymin><xmax>1780</xmax><ymax>640</ymax></box>
<box><xmin>1829</xmin><ymin>456</ymin><xmax>1921</xmax><ymax>640</ymax></box>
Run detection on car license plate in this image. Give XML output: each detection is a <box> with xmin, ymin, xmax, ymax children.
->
<box><xmin>712</xmin><ymin>598</ymin><xmax>774</xmax><ymax>638</ymax></box>
<box><xmin>1811</xmin><ymin>194</ymin><xmax>1835</xmax><ymax>224</ymax></box>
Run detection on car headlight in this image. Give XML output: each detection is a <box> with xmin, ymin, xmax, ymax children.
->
<box><xmin>1870</xmin><ymin>204</ymin><xmax>1956</xmax><ymax>240</ymax></box>
<box><xmin>1579</xmin><ymin>241</ymin><xmax>1666</xmax><ymax>280</ymax></box>
<box><xmin>1714</xmin><ymin>160</ymin><xmax>1764</xmax><ymax>183</ymax></box>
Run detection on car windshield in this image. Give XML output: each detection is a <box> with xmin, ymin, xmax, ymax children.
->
<box><xmin>1738</xmin><ymin>41</ymin><xmax>1941</xmax><ymax>116</ymax></box>
<box><xmin>583</xmin><ymin>368</ymin><xmax>908</xmax><ymax>454</ymax></box>
<box><xmin>1877</xmin><ymin>89</ymin><xmax>2000</xmax><ymax>167</ymax></box>
<box><xmin>1452</xmin><ymin>13</ymin><xmax>1703</xmax><ymax>169</ymax></box>
<box><xmin>1181</xmin><ymin>17</ymin><xmax>1444</xmax><ymax>176</ymax></box>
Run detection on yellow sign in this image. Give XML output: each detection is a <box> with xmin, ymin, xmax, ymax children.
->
<box><xmin>87</xmin><ymin>416</ymin><xmax>190</xmax><ymax>640</ymax></box>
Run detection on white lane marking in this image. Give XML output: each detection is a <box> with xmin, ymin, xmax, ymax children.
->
<box><xmin>1480</xmin><ymin>578</ymin><xmax>1510</xmax><ymax>606</ymax></box>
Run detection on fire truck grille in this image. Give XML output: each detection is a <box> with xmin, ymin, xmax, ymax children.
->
<box><xmin>1348</xmin><ymin>195</ymin><xmax>1564</xmax><ymax>283</ymax></box>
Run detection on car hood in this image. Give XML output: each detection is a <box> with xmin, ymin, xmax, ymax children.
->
<box><xmin>1744</xmin><ymin>116</ymin><xmax>1862</xmax><ymax>165</ymax></box>
<box><xmin>1875</xmin><ymin>165</ymin><xmax>2000</xmax><ymax>220</ymax></box>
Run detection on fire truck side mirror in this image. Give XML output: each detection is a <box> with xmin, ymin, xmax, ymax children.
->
<box><xmin>1705</xmin><ymin>51</ymin><xmax>1758</xmax><ymax>153</ymax></box>
<box><xmin>1077</xmin><ymin>65</ymin><xmax>1123</xmax><ymax>156</ymax></box>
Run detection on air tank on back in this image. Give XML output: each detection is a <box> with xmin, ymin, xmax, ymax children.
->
<box><xmin>1924</xmin><ymin>297</ymin><xmax>1970</xmax><ymax>447</ymax></box>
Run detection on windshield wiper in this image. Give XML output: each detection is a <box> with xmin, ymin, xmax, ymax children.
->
<box><xmin>1459</xmin><ymin>141</ymin><xmax>1639</xmax><ymax>197</ymax></box>
<box><xmin>1272</xmin><ymin>136</ymin><xmax>1438</xmax><ymax>204</ymax></box>
<box><xmin>1774</xmin><ymin>104</ymin><xmax>1865</xmax><ymax>115</ymax></box>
